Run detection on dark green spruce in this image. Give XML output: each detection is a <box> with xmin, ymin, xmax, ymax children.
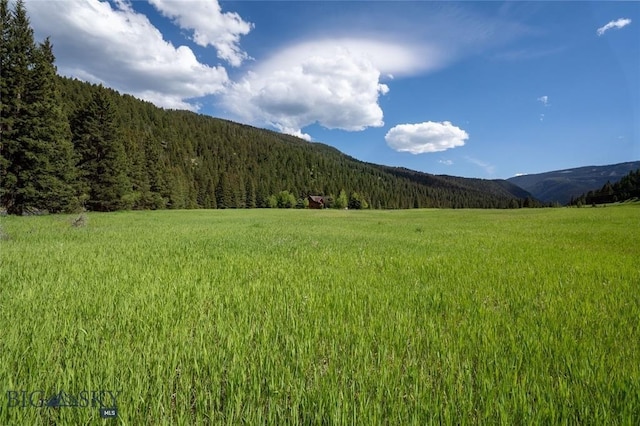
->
<box><xmin>0</xmin><ymin>0</ymin><xmax>77</xmax><ymax>214</ymax></box>
<box><xmin>71</xmin><ymin>89</ymin><xmax>131</xmax><ymax>211</ymax></box>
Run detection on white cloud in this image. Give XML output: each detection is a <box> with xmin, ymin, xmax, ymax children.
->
<box><xmin>439</xmin><ymin>159</ymin><xmax>453</xmax><ymax>166</ymax></box>
<box><xmin>255</xmin><ymin>39</ymin><xmax>441</xmax><ymax>77</ymax></box>
<box><xmin>147</xmin><ymin>0</ymin><xmax>253</xmax><ymax>67</ymax></box>
<box><xmin>136</xmin><ymin>90</ymin><xmax>201</xmax><ymax>111</ymax></box>
<box><xmin>597</xmin><ymin>18</ymin><xmax>632</xmax><ymax>36</ymax></box>
<box><xmin>24</xmin><ymin>0</ymin><xmax>230</xmax><ymax>111</ymax></box>
<box><xmin>537</xmin><ymin>95</ymin><xmax>549</xmax><ymax>106</ymax></box>
<box><xmin>385</xmin><ymin>121</ymin><xmax>469</xmax><ymax>154</ymax></box>
<box><xmin>221</xmin><ymin>40</ymin><xmax>434</xmax><ymax>137</ymax></box>
<box><xmin>281</xmin><ymin>127</ymin><xmax>312</xmax><ymax>142</ymax></box>
<box><xmin>21</xmin><ymin>0</ymin><xmax>537</xmax><ymax>136</ymax></box>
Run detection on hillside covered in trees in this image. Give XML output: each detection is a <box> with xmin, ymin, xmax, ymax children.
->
<box><xmin>569</xmin><ymin>169</ymin><xmax>640</xmax><ymax>206</ymax></box>
<box><xmin>508</xmin><ymin>161</ymin><xmax>640</xmax><ymax>205</ymax></box>
<box><xmin>1</xmin><ymin>0</ymin><xmax>533</xmax><ymax>214</ymax></box>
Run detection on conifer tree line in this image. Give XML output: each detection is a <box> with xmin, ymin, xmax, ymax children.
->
<box><xmin>1</xmin><ymin>1</ymin><xmax>528</xmax><ymax>215</ymax></box>
<box><xmin>569</xmin><ymin>169</ymin><xmax>640</xmax><ymax>206</ymax></box>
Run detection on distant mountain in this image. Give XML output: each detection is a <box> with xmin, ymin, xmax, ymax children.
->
<box><xmin>569</xmin><ymin>168</ymin><xmax>640</xmax><ymax>206</ymax></box>
<box><xmin>507</xmin><ymin>162</ymin><xmax>640</xmax><ymax>205</ymax></box>
<box><xmin>378</xmin><ymin>167</ymin><xmax>533</xmax><ymax>203</ymax></box>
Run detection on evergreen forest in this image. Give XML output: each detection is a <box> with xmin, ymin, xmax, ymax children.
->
<box><xmin>1</xmin><ymin>0</ymin><xmax>535</xmax><ymax>215</ymax></box>
<box><xmin>570</xmin><ymin>169</ymin><xmax>640</xmax><ymax>206</ymax></box>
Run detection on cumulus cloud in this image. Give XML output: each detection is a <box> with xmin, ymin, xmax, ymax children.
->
<box><xmin>597</xmin><ymin>18</ymin><xmax>632</xmax><ymax>36</ymax></box>
<box><xmin>147</xmin><ymin>0</ymin><xmax>253</xmax><ymax>67</ymax></box>
<box><xmin>221</xmin><ymin>40</ymin><xmax>434</xmax><ymax>138</ymax></box>
<box><xmin>281</xmin><ymin>127</ymin><xmax>312</xmax><ymax>142</ymax></box>
<box><xmin>385</xmin><ymin>121</ymin><xmax>468</xmax><ymax>154</ymax></box>
<box><xmin>439</xmin><ymin>159</ymin><xmax>453</xmax><ymax>166</ymax></box>
<box><xmin>537</xmin><ymin>95</ymin><xmax>549</xmax><ymax>106</ymax></box>
<box><xmin>24</xmin><ymin>0</ymin><xmax>230</xmax><ymax>111</ymax></box>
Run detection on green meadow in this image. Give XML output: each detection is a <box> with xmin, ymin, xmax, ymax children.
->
<box><xmin>1</xmin><ymin>206</ymin><xmax>639</xmax><ymax>424</ymax></box>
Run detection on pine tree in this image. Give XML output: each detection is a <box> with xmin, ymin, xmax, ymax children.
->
<box><xmin>215</xmin><ymin>172</ymin><xmax>233</xmax><ymax>208</ymax></box>
<box><xmin>72</xmin><ymin>90</ymin><xmax>131</xmax><ymax>211</ymax></box>
<box><xmin>0</xmin><ymin>1</ymin><xmax>77</xmax><ymax>213</ymax></box>
<box><xmin>0</xmin><ymin>0</ymin><xmax>15</xmax><ymax>205</ymax></box>
<box><xmin>0</xmin><ymin>0</ymin><xmax>10</xmax><ymax>127</ymax></box>
<box><xmin>245</xmin><ymin>178</ymin><xmax>257</xmax><ymax>208</ymax></box>
<box><xmin>143</xmin><ymin>134</ymin><xmax>168</xmax><ymax>209</ymax></box>
<box><xmin>122</xmin><ymin>134</ymin><xmax>152</xmax><ymax>209</ymax></box>
<box><xmin>1</xmin><ymin>0</ymin><xmax>36</xmax><ymax>213</ymax></box>
<box><xmin>26</xmin><ymin>38</ymin><xmax>78</xmax><ymax>212</ymax></box>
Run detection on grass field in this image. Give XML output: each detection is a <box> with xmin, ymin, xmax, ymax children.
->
<box><xmin>1</xmin><ymin>206</ymin><xmax>639</xmax><ymax>424</ymax></box>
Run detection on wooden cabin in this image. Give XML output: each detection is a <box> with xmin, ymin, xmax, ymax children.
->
<box><xmin>307</xmin><ymin>195</ymin><xmax>325</xmax><ymax>209</ymax></box>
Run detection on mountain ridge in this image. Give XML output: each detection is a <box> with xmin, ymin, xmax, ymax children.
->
<box><xmin>507</xmin><ymin>161</ymin><xmax>640</xmax><ymax>205</ymax></box>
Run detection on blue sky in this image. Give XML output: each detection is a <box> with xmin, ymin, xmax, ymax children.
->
<box><xmin>23</xmin><ymin>0</ymin><xmax>639</xmax><ymax>179</ymax></box>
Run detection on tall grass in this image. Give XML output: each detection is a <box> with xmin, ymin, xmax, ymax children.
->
<box><xmin>1</xmin><ymin>206</ymin><xmax>638</xmax><ymax>424</ymax></box>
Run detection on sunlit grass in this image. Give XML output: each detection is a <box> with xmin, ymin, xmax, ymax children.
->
<box><xmin>1</xmin><ymin>206</ymin><xmax>639</xmax><ymax>424</ymax></box>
